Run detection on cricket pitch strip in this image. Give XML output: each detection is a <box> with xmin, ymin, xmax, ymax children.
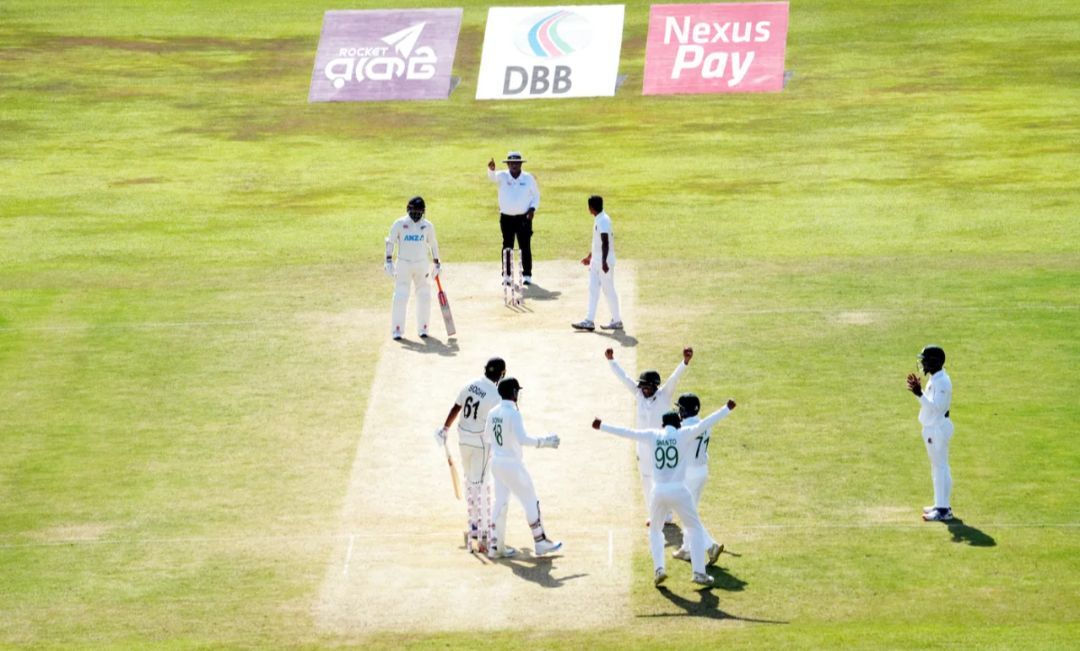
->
<box><xmin>315</xmin><ymin>261</ymin><xmax>640</xmax><ymax>633</ymax></box>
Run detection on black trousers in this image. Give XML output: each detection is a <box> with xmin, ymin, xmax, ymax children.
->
<box><xmin>500</xmin><ymin>213</ymin><xmax>533</xmax><ymax>276</ymax></box>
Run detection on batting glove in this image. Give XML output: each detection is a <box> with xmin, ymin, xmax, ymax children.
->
<box><xmin>433</xmin><ymin>262</ymin><xmax>441</xmax><ymax>278</ymax></box>
<box><xmin>384</xmin><ymin>261</ymin><xmax>395</xmax><ymax>277</ymax></box>
<box><xmin>537</xmin><ymin>434</ymin><xmax>560</xmax><ymax>449</ymax></box>
<box><xmin>434</xmin><ymin>427</ymin><xmax>448</xmax><ymax>447</ymax></box>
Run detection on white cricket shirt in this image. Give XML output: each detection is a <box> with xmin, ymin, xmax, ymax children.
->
<box><xmin>487</xmin><ymin>400</ymin><xmax>541</xmax><ymax>461</ymax></box>
<box><xmin>387</xmin><ymin>216</ymin><xmax>439</xmax><ymax>263</ymax></box>
<box><xmin>917</xmin><ymin>369</ymin><xmax>952</xmax><ymax>429</ymax></box>
<box><xmin>599</xmin><ymin>407</ymin><xmax>731</xmax><ymax>484</ymax></box>
<box><xmin>454</xmin><ymin>376</ymin><xmax>500</xmax><ymax>444</ymax></box>
<box><xmin>590</xmin><ymin>211</ymin><xmax>616</xmax><ymax>265</ymax></box>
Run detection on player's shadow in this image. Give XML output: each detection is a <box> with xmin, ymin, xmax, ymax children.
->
<box><xmin>661</xmin><ymin>524</ymin><xmax>747</xmax><ymax>592</ymax></box>
<box><xmin>647</xmin><ymin>587</ymin><xmax>787</xmax><ymax>624</ymax></box>
<box><xmin>942</xmin><ymin>518</ymin><xmax>997</xmax><ymax>547</ymax></box>
<box><xmin>580</xmin><ymin>329</ymin><xmax>638</xmax><ymax>347</ymax></box>
<box><xmin>503</xmin><ymin>554</ymin><xmax>587</xmax><ymax>588</ymax></box>
<box><xmin>397</xmin><ymin>335</ymin><xmax>460</xmax><ymax>357</ymax></box>
<box><xmin>523</xmin><ymin>282</ymin><xmax>561</xmax><ymax>301</ymax></box>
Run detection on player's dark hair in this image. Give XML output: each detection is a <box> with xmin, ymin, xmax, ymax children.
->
<box><xmin>588</xmin><ymin>195</ymin><xmax>603</xmax><ymax>213</ymax></box>
<box><xmin>661</xmin><ymin>411</ymin><xmax>682</xmax><ymax>429</ymax></box>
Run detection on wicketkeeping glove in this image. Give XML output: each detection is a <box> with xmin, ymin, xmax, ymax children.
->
<box><xmin>434</xmin><ymin>426</ymin><xmax>448</xmax><ymax>447</ymax></box>
<box><xmin>384</xmin><ymin>261</ymin><xmax>395</xmax><ymax>277</ymax></box>
<box><xmin>537</xmin><ymin>434</ymin><xmax>560</xmax><ymax>449</ymax></box>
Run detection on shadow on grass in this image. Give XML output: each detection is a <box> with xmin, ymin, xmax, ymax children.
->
<box><xmin>660</xmin><ymin>524</ymin><xmax>747</xmax><ymax>591</ymax></box>
<box><xmin>646</xmin><ymin>587</ymin><xmax>787</xmax><ymax>624</ymax></box>
<box><xmin>501</xmin><ymin>553</ymin><xmax>587</xmax><ymax>588</ymax></box>
<box><xmin>396</xmin><ymin>335</ymin><xmax>460</xmax><ymax>357</ymax></box>
<box><xmin>573</xmin><ymin>328</ymin><xmax>639</xmax><ymax>346</ymax></box>
<box><xmin>943</xmin><ymin>518</ymin><xmax>997</xmax><ymax>547</ymax></box>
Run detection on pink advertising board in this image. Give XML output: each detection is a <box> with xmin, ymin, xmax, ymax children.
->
<box><xmin>643</xmin><ymin>2</ymin><xmax>789</xmax><ymax>95</ymax></box>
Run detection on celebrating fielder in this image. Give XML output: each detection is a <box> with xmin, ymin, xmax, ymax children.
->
<box><xmin>605</xmin><ymin>346</ymin><xmax>693</xmax><ymax>525</ymax></box>
<box><xmin>436</xmin><ymin>357</ymin><xmax>507</xmax><ymax>553</ymax></box>
<box><xmin>385</xmin><ymin>196</ymin><xmax>441</xmax><ymax>340</ymax></box>
<box><xmin>670</xmin><ymin>393</ymin><xmax>724</xmax><ymax>564</ymax></box>
<box><xmin>485</xmin><ymin>378</ymin><xmax>563</xmax><ymax>560</ymax></box>
<box><xmin>592</xmin><ymin>400</ymin><xmax>736</xmax><ymax>587</ymax></box>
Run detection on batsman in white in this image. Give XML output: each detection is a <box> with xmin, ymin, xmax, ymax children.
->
<box><xmin>906</xmin><ymin>345</ymin><xmax>955</xmax><ymax>522</ymax></box>
<box><xmin>484</xmin><ymin>378</ymin><xmax>563</xmax><ymax>560</ymax></box>
<box><xmin>670</xmin><ymin>393</ymin><xmax>724</xmax><ymax>565</ymax></box>
<box><xmin>385</xmin><ymin>196</ymin><xmax>441</xmax><ymax>340</ymax></box>
<box><xmin>592</xmin><ymin>400</ymin><xmax>736</xmax><ymax>587</ymax></box>
<box><xmin>604</xmin><ymin>346</ymin><xmax>693</xmax><ymax>525</ymax></box>
<box><xmin>435</xmin><ymin>357</ymin><xmax>507</xmax><ymax>552</ymax></box>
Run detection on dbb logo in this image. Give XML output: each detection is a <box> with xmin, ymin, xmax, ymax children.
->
<box><xmin>503</xmin><ymin>66</ymin><xmax>572</xmax><ymax>95</ymax></box>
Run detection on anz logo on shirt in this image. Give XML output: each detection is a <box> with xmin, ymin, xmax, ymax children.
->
<box><xmin>403</xmin><ymin>234</ymin><xmax>425</xmax><ymax>242</ymax></box>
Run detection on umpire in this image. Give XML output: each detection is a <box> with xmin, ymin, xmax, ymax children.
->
<box><xmin>487</xmin><ymin>151</ymin><xmax>540</xmax><ymax>285</ymax></box>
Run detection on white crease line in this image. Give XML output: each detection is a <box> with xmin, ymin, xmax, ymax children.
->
<box><xmin>342</xmin><ymin>534</ymin><xmax>355</xmax><ymax>577</ymax></box>
<box><xmin>1</xmin><ymin>522</ymin><xmax>1076</xmax><ymax>550</ymax></box>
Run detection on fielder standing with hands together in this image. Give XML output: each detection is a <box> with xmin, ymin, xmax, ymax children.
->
<box><xmin>906</xmin><ymin>345</ymin><xmax>955</xmax><ymax>522</ymax></box>
<box><xmin>385</xmin><ymin>196</ymin><xmax>440</xmax><ymax>340</ymax></box>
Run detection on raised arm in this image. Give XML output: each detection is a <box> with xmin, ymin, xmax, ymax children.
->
<box><xmin>605</xmin><ymin>349</ymin><xmax>639</xmax><ymax>394</ymax></box>
<box><xmin>593</xmin><ymin>418</ymin><xmax>655</xmax><ymax>444</ymax></box>
<box><xmin>675</xmin><ymin>402</ymin><xmax>734</xmax><ymax>441</ymax></box>
<box><xmin>659</xmin><ymin>348</ymin><xmax>693</xmax><ymax>397</ymax></box>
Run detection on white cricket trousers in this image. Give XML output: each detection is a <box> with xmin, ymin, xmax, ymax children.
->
<box><xmin>460</xmin><ymin>436</ymin><xmax>491</xmax><ymax>541</ymax></box>
<box><xmin>491</xmin><ymin>457</ymin><xmax>544</xmax><ymax>550</ymax></box>
<box><xmin>678</xmin><ymin>465</ymin><xmax>717</xmax><ymax>549</ymax></box>
<box><xmin>586</xmin><ymin>263</ymin><xmax>621</xmax><ymax>323</ymax></box>
<box><xmin>923</xmin><ymin>421</ymin><xmax>954</xmax><ymax>509</ymax></box>
<box><xmin>650</xmin><ymin>482</ymin><xmax>707</xmax><ymax>574</ymax></box>
<box><xmin>391</xmin><ymin>258</ymin><xmax>431</xmax><ymax>337</ymax></box>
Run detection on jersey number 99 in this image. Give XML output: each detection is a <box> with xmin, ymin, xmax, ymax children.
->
<box><xmin>654</xmin><ymin>446</ymin><xmax>678</xmax><ymax>469</ymax></box>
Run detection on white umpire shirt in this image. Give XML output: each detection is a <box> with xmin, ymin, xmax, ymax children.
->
<box><xmin>591</xmin><ymin>210</ymin><xmax>616</xmax><ymax>267</ymax></box>
<box><xmin>487</xmin><ymin>169</ymin><xmax>540</xmax><ymax>216</ymax></box>
<box><xmin>918</xmin><ymin>369</ymin><xmax>952</xmax><ymax>430</ymax></box>
<box><xmin>387</xmin><ymin>216</ymin><xmax>439</xmax><ymax>262</ymax></box>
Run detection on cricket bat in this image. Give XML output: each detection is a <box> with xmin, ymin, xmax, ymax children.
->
<box><xmin>435</xmin><ymin>274</ymin><xmax>456</xmax><ymax>336</ymax></box>
<box><xmin>443</xmin><ymin>442</ymin><xmax>462</xmax><ymax>500</ymax></box>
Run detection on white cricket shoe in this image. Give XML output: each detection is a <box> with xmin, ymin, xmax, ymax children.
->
<box><xmin>707</xmin><ymin>543</ymin><xmax>725</xmax><ymax>566</ymax></box>
<box><xmin>692</xmin><ymin>572</ymin><xmax>715</xmax><ymax>587</ymax></box>
<box><xmin>571</xmin><ymin>320</ymin><xmax>595</xmax><ymax>331</ymax></box>
<box><xmin>487</xmin><ymin>545</ymin><xmax>517</xmax><ymax>560</ymax></box>
<box><xmin>923</xmin><ymin>505</ymin><xmax>937</xmax><ymax>514</ymax></box>
<box><xmin>923</xmin><ymin>508</ymin><xmax>954</xmax><ymax>522</ymax></box>
<box><xmin>600</xmin><ymin>321</ymin><xmax>624</xmax><ymax>330</ymax></box>
<box><xmin>523</xmin><ymin>275</ymin><xmax>532</xmax><ymax>285</ymax></box>
<box><xmin>654</xmin><ymin>567</ymin><xmax>668</xmax><ymax>586</ymax></box>
<box><xmin>535</xmin><ymin>539</ymin><xmax>563</xmax><ymax>556</ymax></box>
<box><xmin>672</xmin><ymin>547</ymin><xmax>691</xmax><ymax>561</ymax></box>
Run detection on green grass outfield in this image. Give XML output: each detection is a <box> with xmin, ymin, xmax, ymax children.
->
<box><xmin>1</xmin><ymin>0</ymin><xmax>1077</xmax><ymax>648</ymax></box>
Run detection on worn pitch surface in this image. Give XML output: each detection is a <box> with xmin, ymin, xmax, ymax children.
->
<box><xmin>315</xmin><ymin>261</ymin><xmax>642</xmax><ymax>633</ymax></box>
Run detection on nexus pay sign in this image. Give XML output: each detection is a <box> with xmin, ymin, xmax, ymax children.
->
<box><xmin>666</xmin><ymin>17</ymin><xmax>771</xmax><ymax>84</ymax></box>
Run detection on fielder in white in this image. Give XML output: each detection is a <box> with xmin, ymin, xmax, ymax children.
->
<box><xmin>436</xmin><ymin>357</ymin><xmax>507</xmax><ymax>553</ymax></box>
<box><xmin>385</xmin><ymin>196</ymin><xmax>440</xmax><ymax>340</ymax></box>
<box><xmin>572</xmin><ymin>195</ymin><xmax>622</xmax><ymax>331</ymax></box>
<box><xmin>592</xmin><ymin>400</ymin><xmax>736</xmax><ymax>587</ymax></box>
<box><xmin>484</xmin><ymin>378</ymin><xmax>563</xmax><ymax>560</ymax></box>
<box><xmin>604</xmin><ymin>346</ymin><xmax>693</xmax><ymax>525</ymax></box>
<box><xmin>670</xmin><ymin>393</ymin><xmax>724</xmax><ymax>564</ymax></box>
<box><xmin>906</xmin><ymin>345</ymin><xmax>955</xmax><ymax>522</ymax></box>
